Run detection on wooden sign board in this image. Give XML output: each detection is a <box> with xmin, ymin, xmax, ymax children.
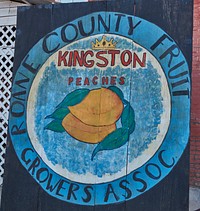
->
<box><xmin>1</xmin><ymin>0</ymin><xmax>192</xmax><ymax>210</ymax></box>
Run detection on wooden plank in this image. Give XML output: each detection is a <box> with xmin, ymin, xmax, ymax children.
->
<box><xmin>1</xmin><ymin>1</ymin><xmax>192</xmax><ymax>210</ymax></box>
<box><xmin>0</xmin><ymin>15</ymin><xmax>16</xmax><ymax>25</ymax></box>
<box><xmin>0</xmin><ymin>7</ymin><xmax>17</xmax><ymax>17</ymax></box>
<box><xmin>0</xmin><ymin>1</ymin><xmax>28</xmax><ymax>26</ymax></box>
<box><xmin>0</xmin><ymin>1</ymin><xmax>26</xmax><ymax>8</ymax></box>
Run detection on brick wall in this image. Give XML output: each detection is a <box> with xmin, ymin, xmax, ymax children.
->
<box><xmin>190</xmin><ymin>0</ymin><xmax>200</xmax><ymax>187</ymax></box>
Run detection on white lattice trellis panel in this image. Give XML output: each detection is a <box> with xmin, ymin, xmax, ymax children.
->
<box><xmin>0</xmin><ymin>25</ymin><xmax>16</xmax><ymax>185</ymax></box>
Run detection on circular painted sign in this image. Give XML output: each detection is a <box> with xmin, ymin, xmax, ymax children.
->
<box><xmin>9</xmin><ymin>12</ymin><xmax>190</xmax><ymax>206</ymax></box>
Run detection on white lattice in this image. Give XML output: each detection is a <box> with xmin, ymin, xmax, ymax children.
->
<box><xmin>0</xmin><ymin>25</ymin><xmax>16</xmax><ymax>185</ymax></box>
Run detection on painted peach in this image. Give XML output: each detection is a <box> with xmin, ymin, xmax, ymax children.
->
<box><xmin>62</xmin><ymin>113</ymin><xmax>116</xmax><ymax>144</ymax></box>
<box><xmin>68</xmin><ymin>88</ymin><xmax>123</xmax><ymax>126</ymax></box>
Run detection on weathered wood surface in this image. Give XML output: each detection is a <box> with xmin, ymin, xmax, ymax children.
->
<box><xmin>0</xmin><ymin>1</ymin><xmax>26</xmax><ymax>25</ymax></box>
<box><xmin>1</xmin><ymin>0</ymin><xmax>192</xmax><ymax>210</ymax></box>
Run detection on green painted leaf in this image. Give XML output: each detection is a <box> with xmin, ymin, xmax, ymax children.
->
<box><xmin>91</xmin><ymin>128</ymin><xmax>129</xmax><ymax>160</ymax></box>
<box><xmin>44</xmin><ymin>120</ymin><xmax>65</xmax><ymax>133</ymax></box>
<box><xmin>46</xmin><ymin>107</ymin><xmax>70</xmax><ymax>120</ymax></box>
<box><xmin>121</xmin><ymin>104</ymin><xmax>135</xmax><ymax>134</ymax></box>
<box><xmin>57</xmin><ymin>89</ymin><xmax>90</xmax><ymax>108</ymax></box>
<box><xmin>122</xmin><ymin>99</ymin><xmax>129</xmax><ymax>105</ymax></box>
<box><xmin>108</xmin><ymin>86</ymin><xmax>124</xmax><ymax>101</ymax></box>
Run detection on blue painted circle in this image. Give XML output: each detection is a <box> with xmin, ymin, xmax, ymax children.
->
<box><xmin>9</xmin><ymin>12</ymin><xmax>190</xmax><ymax>205</ymax></box>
